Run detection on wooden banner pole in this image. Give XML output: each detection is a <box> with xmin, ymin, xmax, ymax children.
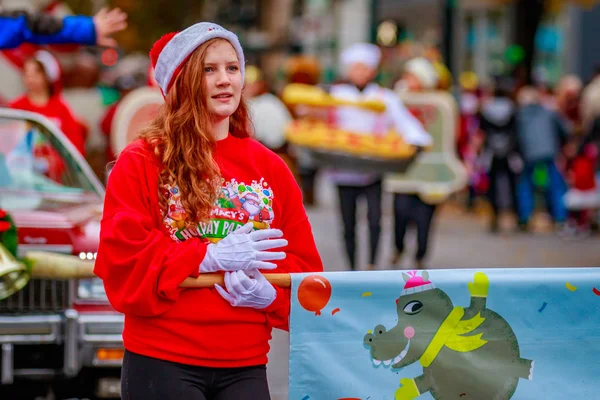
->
<box><xmin>181</xmin><ymin>273</ymin><xmax>292</xmax><ymax>288</ymax></box>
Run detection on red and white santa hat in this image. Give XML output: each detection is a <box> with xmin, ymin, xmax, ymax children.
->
<box><xmin>32</xmin><ymin>50</ymin><xmax>63</xmax><ymax>93</ymax></box>
<box><xmin>150</xmin><ymin>22</ymin><xmax>245</xmax><ymax>97</ymax></box>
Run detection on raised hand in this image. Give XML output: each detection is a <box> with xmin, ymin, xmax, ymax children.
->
<box><xmin>93</xmin><ymin>7</ymin><xmax>128</xmax><ymax>47</ymax></box>
<box><xmin>199</xmin><ymin>222</ymin><xmax>287</xmax><ymax>273</ymax></box>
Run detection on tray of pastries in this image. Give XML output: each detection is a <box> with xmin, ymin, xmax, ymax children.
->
<box><xmin>282</xmin><ymin>84</ymin><xmax>419</xmax><ymax>173</ymax></box>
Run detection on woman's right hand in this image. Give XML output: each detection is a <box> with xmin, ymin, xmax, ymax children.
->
<box><xmin>199</xmin><ymin>222</ymin><xmax>287</xmax><ymax>273</ymax></box>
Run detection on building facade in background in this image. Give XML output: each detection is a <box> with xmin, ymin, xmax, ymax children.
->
<box><xmin>3</xmin><ymin>0</ymin><xmax>600</xmax><ymax>97</ymax></box>
<box><xmin>370</xmin><ymin>0</ymin><xmax>600</xmax><ymax>89</ymax></box>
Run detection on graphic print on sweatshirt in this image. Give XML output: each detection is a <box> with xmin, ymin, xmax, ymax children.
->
<box><xmin>162</xmin><ymin>178</ymin><xmax>275</xmax><ymax>242</ymax></box>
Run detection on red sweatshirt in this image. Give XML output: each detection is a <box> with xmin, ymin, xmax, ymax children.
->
<box><xmin>571</xmin><ymin>155</ymin><xmax>596</xmax><ymax>190</ymax></box>
<box><xmin>94</xmin><ymin>135</ymin><xmax>323</xmax><ymax>368</ymax></box>
<box><xmin>10</xmin><ymin>95</ymin><xmax>86</xmax><ymax>156</ymax></box>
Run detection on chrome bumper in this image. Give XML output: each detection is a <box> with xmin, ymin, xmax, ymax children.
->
<box><xmin>0</xmin><ymin>310</ymin><xmax>124</xmax><ymax>385</ymax></box>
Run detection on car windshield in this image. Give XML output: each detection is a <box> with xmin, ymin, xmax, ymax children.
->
<box><xmin>0</xmin><ymin>116</ymin><xmax>99</xmax><ymax>211</ymax></box>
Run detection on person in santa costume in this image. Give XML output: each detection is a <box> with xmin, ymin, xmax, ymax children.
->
<box><xmin>328</xmin><ymin>43</ymin><xmax>432</xmax><ymax>271</ymax></box>
<box><xmin>9</xmin><ymin>49</ymin><xmax>87</xmax><ymax>156</ymax></box>
<box><xmin>94</xmin><ymin>22</ymin><xmax>323</xmax><ymax>399</ymax></box>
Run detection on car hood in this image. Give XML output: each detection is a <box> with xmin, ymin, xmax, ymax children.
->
<box><xmin>2</xmin><ymin>191</ymin><xmax>104</xmax><ymax>253</ymax></box>
<box><xmin>6</xmin><ymin>192</ymin><xmax>103</xmax><ymax>229</ymax></box>
<box><xmin>14</xmin><ymin>203</ymin><xmax>103</xmax><ymax>233</ymax></box>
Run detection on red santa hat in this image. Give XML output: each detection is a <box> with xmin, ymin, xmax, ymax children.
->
<box><xmin>150</xmin><ymin>22</ymin><xmax>245</xmax><ymax>97</ymax></box>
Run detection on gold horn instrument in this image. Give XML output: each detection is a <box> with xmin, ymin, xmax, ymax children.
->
<box><xmin>0</xmin><ymin>245</ymin><xmax>97</xmax><ymax>301</ymax></box>
<box><xmin>0</xmin><ymin>243</ymin><xmax>30</xmax><ymax>300</ymax></box>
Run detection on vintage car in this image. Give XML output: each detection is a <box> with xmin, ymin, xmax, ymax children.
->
<box><xmin>0</xmin><ymin>108</ymin><xmax>123</xmax><ymax>399</ymax></box>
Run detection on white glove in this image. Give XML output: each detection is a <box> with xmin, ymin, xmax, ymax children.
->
<box><xmin>199</xmin><ymin>222</ymin><xmax>287</xmax><ymax>273</ymax></box>
<box><xmin>214</xmin><ymin>270</ymin><xmax>276</xmax><ymax>309</ymax></box>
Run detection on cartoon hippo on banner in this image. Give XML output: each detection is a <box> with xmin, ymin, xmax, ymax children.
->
<box><xmin>363</xmin><ymin>271</ymin><xmax>534</xmax><ymax>400</ymax></box>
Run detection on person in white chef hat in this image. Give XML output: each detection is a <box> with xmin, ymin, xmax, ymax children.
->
<box><xmin>328</xmin><ymin>42</ymin><xmax>432</xmax><ymax>271</ymax></box>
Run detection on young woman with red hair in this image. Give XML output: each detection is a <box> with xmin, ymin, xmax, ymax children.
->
<box><xmin>94</xmin><ymin>22</ymin><xmax>323</xmax><ymax>399</ymax></box>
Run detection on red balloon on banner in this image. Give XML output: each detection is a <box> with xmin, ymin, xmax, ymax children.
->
<box><xmin>298</xmin><ymin>275</ymin><xmax>332</xmax><ymax>316</ymax></box>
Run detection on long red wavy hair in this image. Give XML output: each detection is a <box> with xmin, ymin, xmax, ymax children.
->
<box><xmin>139</xmin><ymin>38</ymin><xmax>250</xmax><ymax>228</ymax></box>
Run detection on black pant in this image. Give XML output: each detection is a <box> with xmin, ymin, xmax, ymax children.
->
<box><xmin>121</xmin><ymin>350</ymin><xmax>270</xmax><ymax>400</ymax></box>
<box><xmin>487</xmin><ymin>159</ymin><xmax>518</xmax><ymax>218</ymax></box>
<box><xmin>299</xmin><ymin>166</ymin><xmax>318</xmax><ymax>205</ymax></box>
<box><xmin>337</xmin><ymin>181</ymin><xmax>382</xmax><ymax>269</ymax></box>
<box><xmin>393</xmin><ymin>194</ymin><xmax>436</xmax><ymax>261</ymax></box>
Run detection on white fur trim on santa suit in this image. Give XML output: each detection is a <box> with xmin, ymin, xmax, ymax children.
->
<box><xmin>154</xmin><ymin>22</ymin><xmax>245</xmax><ymax>95</ymax></box>
<box><xmin>340</xmin><ymin>42</ymin><xmax>381</xmax><ymax>72</ymax></box>
<box><xmin>405</xmin><ymin>57</ymin><xmax>438</xmax><ymax>90</ymax></box>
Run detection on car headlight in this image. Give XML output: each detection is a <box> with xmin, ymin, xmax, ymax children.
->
<box><xmin>78</xmin><ymin>277</ymin><xmax>108</xmax><ymax>301</ymax></box>
<box><xmin>79</xmin><ymin>251</ymin><xmax>97</xmax><ymax>260</ymax></box>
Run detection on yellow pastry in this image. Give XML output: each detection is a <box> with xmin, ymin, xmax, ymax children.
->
<box><xmin>286</xmin><ymin>116</ymin><xmax>418</xmax><ymax>160</ymax></box>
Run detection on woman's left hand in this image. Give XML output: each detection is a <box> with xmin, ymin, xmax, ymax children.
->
<box><xmin>214</xmin><ymin>270</ymin><xmax>276</xmax><ymax>309</ymax></box>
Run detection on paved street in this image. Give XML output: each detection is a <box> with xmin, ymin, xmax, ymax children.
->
<box><xmin>266</xmin><ymin>176</ymin><xmax>600</xmax><ymax>399</ymax></box>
